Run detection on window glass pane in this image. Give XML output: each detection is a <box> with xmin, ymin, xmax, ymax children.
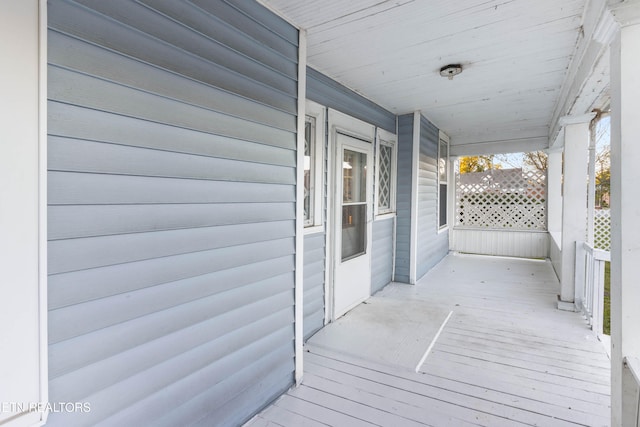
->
<box><xmin>342</xmin><ymin>148</ymin><xmax>367</xmax><ymax>261</ymax></box>
<box><xmin>439</xmin><ymin>183</ymin><xmax>447</xmax><ymax>227</ymax></box>
<box><xmin>439</xmin><ymin>139</ymin><xmax>448</xmax><ymax>182</ymax></box>
<box><xmin>378</xmin><ymin>144</ymin><xmax>392</xmax><ymax>210</ymax></box>
<box><xmin>343</xmin><ymin>150</ymin><xmax>366</xmax><ymax>203</ymax></box>
<box><xmin>304</xmin><ymin>118</ymin><xmax>314</xmax><ymax>224</ymax></box>
<box><xmin>342</xmin><ymin>204</ymin><xmax>366</xmax><ymax>260</ymax></box>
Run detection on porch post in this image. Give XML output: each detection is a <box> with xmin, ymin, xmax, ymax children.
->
<box><xmin>557</xmin><ymin>116</ymin><xmax>593</xmax><ymax>309</ymax></box>
<box><xmin>609</xmin><ymin>17</ymin><xmax>640</xmax><ymax>427</ymax></box>
<box><xmin>546</xmin><ymin>148</ymin><xmax>563</xmax><ymax>235</ymax></box>
<box><xmin>0</xmin><ymin>1</ymin><xmax>48</xmax><ymax>425</ymax></box>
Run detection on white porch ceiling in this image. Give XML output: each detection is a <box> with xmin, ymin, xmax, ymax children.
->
<box><xmin>262</xmin><ymin>0</ymin><xmax>587</xmax><ymax>151</ymax></box>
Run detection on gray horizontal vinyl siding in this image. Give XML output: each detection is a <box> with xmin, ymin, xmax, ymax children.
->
<box><xmin>303</xmin><ymin>232</ymin><xmax>325</xmax><ymax>339</ymax></box>
<box><xmin>47</xmin><ymin>1</ymin><xmax>297</xmax><ymax>426</ymax></box>
<box><xmin>394</xmin><ymin>114</ymin><xmax>414</xmax><ymax>283</ymax></box>
<box><xmin>416</xmin><ymin>115</ymin><xmax>449</xmax><ymax>279</ymax></box>
<box><xmin>372</xmin><ymin>217</ymin><xmax>395</xmax><ymax>293</ymax></box>
<box><xmin>307</xmin><ymin>67</ymin><xmax>396</xmax><ymax>133</ymax></box>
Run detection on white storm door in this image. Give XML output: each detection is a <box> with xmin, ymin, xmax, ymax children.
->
<box><xmin>333</xmin><ymin>133</ymin><xmax>373</xmax><ymax>318</ymax></box>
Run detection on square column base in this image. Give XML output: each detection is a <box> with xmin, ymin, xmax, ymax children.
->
<box><xmin>557</xmin><ymin>295</ymin><xmax>576</xmax><ymax>312</ymax></box>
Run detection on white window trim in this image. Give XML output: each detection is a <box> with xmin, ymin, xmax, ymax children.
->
<box><xmin>438</xmin><ymin>130</ymin><xmax>450</xmax><ymax>232</ymax></box>
<box><xmin>304</xmin><ymin>100</ymin><xmax>325</xmax><ymax>234</ymax></box>
<box><xmin>375</xmin><ymin>128</ymin><xmax>397</xmax><ymax>218</ymax></box>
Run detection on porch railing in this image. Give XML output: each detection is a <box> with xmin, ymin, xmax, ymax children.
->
<box><xmin>624</xmin><ymin>356</ymin><xmax>640</xmax><ymax>427</ymax></box>
<box><xmin>574</xmin><ymin>241</ymin><xmax>610</xmax><ymax>337</ymax></box>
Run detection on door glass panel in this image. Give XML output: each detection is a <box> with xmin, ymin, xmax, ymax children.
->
<box><xmin>342</xmin><ymin>204</ymin><xmax>366</xmax><ymax>260</ymax></box>
<box><xmin>342</xmin><ymin>149</ymin><xmax>367</xmax><ymax>261</ymax></box>
<box><xmin>343</xmin><ymin>150</ymin><xmax>366</xmax><ymax>203</ymax></box>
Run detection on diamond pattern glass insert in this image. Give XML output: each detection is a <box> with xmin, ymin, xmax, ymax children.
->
<box><xmin>378</xmin><ymin>144</ymin><xmax>392</xmax><ymax>210</ymax></box>
<box><xmin>455</xmin><ymin>167</ymin><xmax>547</xmax><ymax>230</ymax></box>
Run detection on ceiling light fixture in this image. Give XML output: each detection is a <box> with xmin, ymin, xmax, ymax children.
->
<box><xmin>440</xmin><ymin>64</ymin><xmax>463</xmax><ymax>80</ymax></box>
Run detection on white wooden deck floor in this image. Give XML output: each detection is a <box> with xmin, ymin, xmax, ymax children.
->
<box><xmin>246</xmin><ymin>254</ymin><xmax>611</xmax><ymax>427</ymax></box>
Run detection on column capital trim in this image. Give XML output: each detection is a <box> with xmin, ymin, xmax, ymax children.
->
<box><xmin>546</xmin><ymin>146</ymin><xmax>564</xmax><ymax>154</ymax></box>
<box><xmin>608</xmin><ymin>0</ymin><xmax>640</xmax><ymax>27</ymax></box>
<box><xmin>559</xmin><ymin>113</ymin><xmax>597</xmax><ymax>127</ymax></box>
<box><xmin>594</xmin><ymin>9</ymin><xmax>619</xmax><ymax>44</ymax></box>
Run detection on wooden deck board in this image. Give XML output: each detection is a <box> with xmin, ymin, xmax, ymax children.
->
<box><xmin>441</xmin><ymin>326</ymin><xmax>610</xmax><ymax>364</ymax></box>
<box><xmin>248</xmin><ymin>254</ymin><xmax>611</xmax><ymax>427</ymax></box>
<box><xmin>260</xmin><ymin>404</ymin><xmax>330</xmax><ymax>427</ymax></box>
<box><xmin>304</xmin><ymin>350</ymin><xmax>584</xmax><ymax>427</ymax></box>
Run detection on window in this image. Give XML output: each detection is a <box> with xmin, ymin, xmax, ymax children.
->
<box><xmin>304</xmin><ymin>117</ymin><xmax>315</xmax><ymax>226</ymax></box>
<box><xmin>304</xmin><ymin>101</ymin><xmax>325</xmax><ymax>230</ymax></box>
<box><xmin>438</xmin><ymin>133</ymin><xmax>449</xmax><ymax>228</ymax></box>
<box><xmin>376</xmin><ymin>129</ymin><xmax>397</xmax><ymax>216</ymax></box>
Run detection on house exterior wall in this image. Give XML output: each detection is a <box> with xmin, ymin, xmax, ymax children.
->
<box><xmin>416</xmin><ymin>115</ymin><xmax>449</xmax><ymax>279</ymax></box>
<box><xmin>307</xmin><ymin>67</ymin><xmax>396</xmax><ymax>133</ymax></box>
<box><xmin>47</xmin><ymin>1</ymin><xmax>298</xmax><ymax>425</ymax></box>
<box><xmin>305</xmin><ymin>68</ymin><xmax>397</xmax><ymax>320</ymax></box>
<box><xmin>395</xmin><ymin>113</ymin><xmax>448</xmax><ymax>283</ymax></box>
<box><xmin>372</xmin><ymin>217</ymin><xmax>395</xmax><ymax>293</ymax></box>
<box><xmin>303</xmin><ymin>232</ymin><xmax>325</xmax><ymax>339</ymax></box>
<box><xmin>394</xmin><ymin>114</ymin><xmax>415</xmax><ymax>283</ymax></box>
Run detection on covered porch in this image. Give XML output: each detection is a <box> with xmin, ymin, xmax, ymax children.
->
<box><xmin>2</xmin><ymin>0</ymin><xmax>640</xmax><ymax>426</ymax></box>
<box><xmin>249</xmin><ymin>254</ymin><xmax>611</xmax><ymax>426</ymax></box>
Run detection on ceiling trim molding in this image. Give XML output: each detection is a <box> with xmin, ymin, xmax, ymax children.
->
<box><xmin>450</xmin><ymin>137</ymin><xmax>548</xmax><ymax>157</ymax></box>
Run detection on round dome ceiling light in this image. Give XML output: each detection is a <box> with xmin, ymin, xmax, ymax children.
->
<box><xmin>440</xmin><ymin>64</ymin><xmax>463</xmax><ymax>80</ymax></box>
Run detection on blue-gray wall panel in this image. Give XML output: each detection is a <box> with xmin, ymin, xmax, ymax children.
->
<box><xmin>48</xmin><ymin>31</ymin><xmax>296</xmax><ymax>133</ymax></box>
<box><xmin>416</xmin><ymin>115</ymin><xmax>448</xmax><ymax>279</ymax></box>
<box><xmin>47</xmin><ymin>0</ymin><xmax>298</xmax><ymax>425</ymax></box>
<box><xmin>303</xmin><ymin>232</ymin><xmax>325</xmax><ymax>340</ymax></box>
<box><xmin>307</xmin><ymin>67</ymin><xmax>396</xmax><ymax>133</ymax></box>
<box><xmin>48</xmin><ymin>102</ymin><xmax>296</xmax><ymax>163</ymax></box>
<box><xmin>49</xmin><ymin>0</ymin><xmax>296</xmax><ymax>114</ymax></box>
<box><xmin>372</xmin><ymin>217</ymin><xmax>394</xmax><ymax>293</ymax></box>
<box><xmin>394</xmin><ymin>114</ymin><xmax>415</xmax><ymax>283</ymax></box>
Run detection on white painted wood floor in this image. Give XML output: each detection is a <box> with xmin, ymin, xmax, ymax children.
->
<box><xmin>246</xmin><ymin>254</ymin><xmax>611</xmax><ymax>427</ymax></box>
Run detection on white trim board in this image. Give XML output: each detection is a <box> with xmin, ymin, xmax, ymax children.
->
<box><xmin>294</xmin><ymin>28</ymin><xmax>307</xmax><ymax>386</ymax></box>
<box><xmin>409</xmin><ymin>111</ymin><xmax>420</xmax><ymax>284</ymax></box>
<box><xmin>304</xmin><ymin>99</ymin><xmax>325</xmax><ymax>231</ymax></box>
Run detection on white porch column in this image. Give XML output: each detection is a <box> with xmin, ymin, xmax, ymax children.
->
<box><xmin>557</xmin><ymin>116</ymin><xmax>593</xmax><ymax>309</ymax></box>
<box><xmin>610</xmin><ymin>18</ymin><xmax>640</xmax><ymax>427</ymax></box>
<box><xmin>547</xmin><ymin>148</ymin><xmax>563</xmax><ymax>235</ymax></box>
<box><xmin>0</xmin><ymin>1</ymin><xmax>48</xmax><ymax>425</ymax></box>
<box><xmin>546</xmin><ymin>148</ymin><xmax>564</xmax><ymax>281</ymax></box>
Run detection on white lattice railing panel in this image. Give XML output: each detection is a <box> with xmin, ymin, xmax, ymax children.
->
<box><xmin>455</xmin><ymin>168</ymin><xmax>547</xmax><ymax>230</ymax></box>
<box><xmin>594</xmin><ymin>209</ymin><xmax>611</xmax><ymax>251</ymax></box>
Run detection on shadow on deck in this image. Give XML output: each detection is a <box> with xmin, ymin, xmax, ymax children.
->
<box><xmin>247</xmin><ymin>253</ymin><xmax>611</xmax><ymax>427</ymax></box>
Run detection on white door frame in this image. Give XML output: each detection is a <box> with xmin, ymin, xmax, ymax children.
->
<box><xmin>327</xmin><ymin>109</ymin><xmax>375</xmax><ymax>321</ymax></box>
